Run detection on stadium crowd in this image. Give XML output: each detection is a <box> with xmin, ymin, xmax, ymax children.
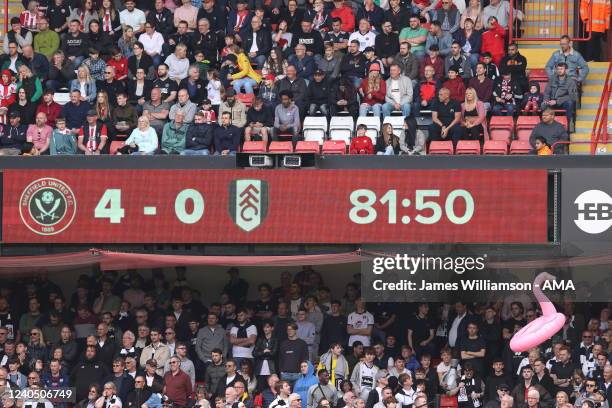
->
<box><xmin>0</xmin><ymin>0</ymin><xmax>606</xmax><ymax>156</ymax></box>
<box><xmin>0</xmin><ymin>267</ymin><xmax>609</xmax><ymax>408</ymax></box>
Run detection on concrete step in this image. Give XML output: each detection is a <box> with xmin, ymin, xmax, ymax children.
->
<box><xmin>571</xmin><ymin>132</ymin><xmax>592</xmax><ymax>141</ymax></box>
<box><xmin>588</xmin><ymin>62</ymin><xmax>610</xmax><ymax>69</ymax></box>
<box><xmin>582</xmin><ymin>84</ymin><xmax>605</xmax><ymax>92</ymax></box>
<box><xmin>522</xmin><ymin>48</ymin><xmax>558</xmax><ymax>69</ymax></box>
<box><xmin>581</xmin><ymin>96</ymin><xmax>612</xmax><ymax>105</ymax></box>
<box><xmin>570</xmin><ymin>142</ymin><xmax>612</xmax><ymax>155</ymax></box>
<box><xmin>585</xmin><ymin>73</ymin><xmax>609</xmax><ymax>81</ymax></box>
<box><xmin>575</xmin><ymin>120</ymin><xmax>596</xmax><ymax>130</ymax></box>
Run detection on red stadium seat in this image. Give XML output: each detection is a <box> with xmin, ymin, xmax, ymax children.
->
<box><xmin>268</xmin><ymin>141</ymin><xmax>293</xmax><ymax>153</ymax></box>
<box><xmin>110</xmin><ymin>141</ymin><xmax>125</xmax><ymax>155</ymax></box>
<box><xmin>510</xmin><ymin>140</ymin><xmax>532</xmax><ymax>154</ymax></box>
<box><xmin>295</xmin><ymin>141</ymin><xmax>320</xmax><ymax>153</ymax></box>
<box><xmin>455</xmin><ymin>140</ymin><xmax>481</xmax><ymax>155</ymax></box>
<box><xmin>428</xmin><ymin>141</ymin><xmax>454</xmax><ymax>155</ymax></box>
<box><xmin>556</xmin><ymin>116</ymin><xmax>568</xmax><ymax>130</ymax></box>
<box><xmin>242</xmin><ymin>141</ymin><xmax>267</xmax><ymax>153</ymax></box>
<box><xmin>322</xmin><ymin>140</ymin><xmax>346</xmax><ymax>154</ymax></box>
<box><xmin>516</xmin><ymin>115</ymin><xmax>540</xmax><ymax>129</ymax></box>
<box><xmin>516</xmin><ymin>129</ymin><xmax>533</xmax><ymax>141</ymax></box>
<box><xmin>489</xmin><ymin>116</ymin><xmax>514</xmax><ymax>131</ymax></box>
<box><xmin>483</xmin><ymin>140</ymin><xmax>508</xmax><ymax>155</ymax></box>
<box><xmin>489</xmin><ymin>128</ymin><xmax>512</xmax><ymax>144</ymax></box>
<box><xmin>236</xmin><ymin>93</ymin><xmax>255</xmax><ymax>108</ymax></box>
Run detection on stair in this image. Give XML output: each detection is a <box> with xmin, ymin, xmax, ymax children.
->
<box><xmin>570</xmin><ymin>62</ymin><xmax>612</xmax><ymax>155</ymax></box>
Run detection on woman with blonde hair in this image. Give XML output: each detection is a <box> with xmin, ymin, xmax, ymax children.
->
<box><xmin>28</xmin><ymin>327</ymin><xmax>48</xmax><ymax>363</ymax></box>
<box><xmin>16</xmin><ymin>64</ymin><xmax>42</xmax><ymax>103</ymax></box>
<box><xmin>461</xmin><ymin>87</ymin><xmax>487</xmax><ymax>143</ymax></box>
<box><xmin>95</xmin><ymin>382</ymin><xmax>121</xmax><ymax>408</ymax></box>
<box><xmin>461</xmin><ymin>0</ymin><xmax>484</xmax><ymax>30</ymax></box>
<box><xmin>118</xmin><ymin>25</ymin><xmax>136</xmax><ymax>58</ymax></box>
<box><xmin>70</xmin><ymin>65</ymin><xmax>97</xmax><ymax>103</ymax></box>
<box><xmin>229</xmin><ymin>45</ymin><xmax>262</xmax><ymax>94</ymax></box>
<box><xmin>359</xmin><ymin>64</ymin><xmax>386</xmax><ymax>118</ymax></box>
<box><xmin>121</xmin><ymin>115</ymin><xmax>158</xmax><ymax>155</ymax></box>
<box><xmin>376</xmin><ymin>123</ymin><xmax>400</xmax><ymax>155</ymax></box>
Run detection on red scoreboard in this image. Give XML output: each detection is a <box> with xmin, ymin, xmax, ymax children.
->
<box><xmin>2</xmin><ymin>169</ymin><xmax>549</xmax><ymax>244</ymax></box>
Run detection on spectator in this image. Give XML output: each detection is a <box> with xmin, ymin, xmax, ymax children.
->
<box><xmin>214</xmin><ymin>111</ymin><xmax>240</xmax><ymax>156</ymax></box>
<box><xmin>399</xmin><ymin>16</ymin><xmax>428</xmax><ymax>61</ymax></box>
<box><xmin>434</xmin><ymin>0</ymin><xmax>461</xmax><ymax>34</ymax></box>
<box><xmin>481</xmin><ymin>16</ymin><xmax>506</xmax><ymax>66</ymax></box>
<box><xmin>272</xmin><ymin>90</ymin><xmax>301</xmax><ymax>145</ymax></box>
<box><xmin>329</xmin><ymin>77</ymin><xmax>359</xmax><ymax>120</ymax></box>
<box><xmin>341</xmin><ymin>40</ymin><xmax>368</xmax><ymax>88</ymax></box>
<box><xmin>330</xmin><ymin>0</ymin><xmax>355</xmax><ymax>33</ymax></box>
<box><xmin>292</xmin><ymin>18</ymin><xmax>325</xmax><ymax>57</ymax></box>
<box><xmin>0</xmin><ymin>41</ymin><xmax>26</xmax><ymax>77</ymax></box>
<box><xmin>70</xmin><ymin>66</ymin><xmax>97</xmax><ymax>104</ymax></box>
<box><xmin>173</xmin><ymin>0</ymin><xmax>198</xmax><ymax>31</ymax></box>
<box><xmin>68</xmin><ymin>0</ymin><xmax>97</xmax><ymax>33</ymax></box>
<box><xmin>120</xmin><ymin>0</ymin><xmax>146</xmax><ymax>35</ymax></box>
<box><xmin>3</xmin><ymin>18</ymin><xmax>32</xmax><ymax>54</ymax></box>
<box><xmin>351</xmin><ymin>348</ymin><xmax>379</xmax><ymax>400</ymax></box>
<box><xmin>33</xmin><ymin>17</ymin><xmax>59</xmax><ymax>58</ymax></box>
<box><xmin>522</xmin><ymin>82</ymin><xmax>544</xmax><ymax>114</ymax></box>
<box><xmin>100</xmin><ymin>66</ymin><xmax>127</xmax><ymax>107</ymax></box>
<box><xmin>349</xmin><ymin>19</ymin><xmax>377</xmax><ymax>52</ymax></box>
<box><xmin>139</xmin><ymin>328</ymin><xmax>170</xmax><ymax>376</ymax></box>
<box><xmin>181</xmin><ymin>111</ymin><xmax>214</xmax><ymax>155</ymax></box>
<box><xmin>99</xmin><ymin>0</ymin><xmax>122</xmax><ymax>40</ymax></box>
<box><xmin>375</xmin><ymin>21</ymin><xmax>400</xmax><ymax>71</ymax></box>
<box><xmin>454</xmin><ymin>18</ymin><xmax>481</xmax><ymax>70</ymax></box>
<box><xmin>241</xmin><ymin>16</ymin><xmax>272</xmax><ymax>69</ymax></box>
<box><xmin>294</xmin><ymin>361</ymin><xmax>318</xmax><ymax>408</ymax></box>
<box><xmin>138</xmin><ymin>21</ymin><xmax>164</xmax><ymax>67</ymax></box>
<box><xmin>324</xmin><ymin>18</ymin><xmax>350</xmax><ymax>54</ymax></box>
<box><xmin>425</xmin><ymin>21</ymin><xmax>453</xmax><ymax>57</ymax></box>
<box><xmin>500</xmin><ymin>43</ymin><xmax>528</xmax><ymax>94</ymax></box>
<box><xmin>317</xmin><ymin>43</ymin><xmax>342</xmax><ymax>81</ymax></box>
<box><xmin>481</xmin><ymin>52</ymin><xmax>500</xmax><ymax>81</ymax></box>
<box><xmin>375</xmin><ymin>123</ymin><xmax>401</xmax><ymax>155</ymax></box>
<box><xmin>118</xmin><ymin>25</ymin><xmax>137</xmax><ymax>58</ymax></box>
<box><xmin>227</xmin><ymin>0</ymin><xmax>253</xmax><ymax>38</ymax></box>
<box><xmin>492</xmin><ymin>71</ymin><xmax>522</xmax><ymax>116</ymax></box>
<box><xmin>165</xmin><ymin>43</ymin><xmax>190</xmax><ymax>83</ymax></box>
<box><xmin>16</xmin><ymin>64</ymin><xmax>42</xmax><ymax>104</ymax></box>
<box><xmin>275</xmin><ymin>65</ymin><xmax>308</xmax><ymax>117</ymax></box>
<box><xmin>289</xmin><ymin>44</ymin><xmax>316</xmax><ymax>81</ymax></box>
<box><xmin>164</xmin><ymin>356</ymin><xmax>192</xmax><ymax>407</ymax></box>
<box><xmin>384</xmin><ymin>0</ymin><xmax>410</xmax><ymax>33</ymax></box>
<box><xmin>204</xmin><ymin>349</ymin><xmax>226</xmax><ymax>397</ymax></box>
<box><xmin>529</xmin><ymin>108</ymin><xmax>569</xmax><ymax>155</ymax></box>
<box><xmin>72</xmin><ymin>346</ymin><xmax>109</xmax><ymax>402</ymax></box>
<box><xmin>393</xmin><ymin>43</ymin><xmax>419</xmax><ymax>82</ymax></box>
<box><xmin>229</xmin><ymin>45</ymin><xmax>262</xmax><ymax>94</ymax></box>
<box><xmin>113</xmin><ymin>92</ymin><xmax>139</xmax><ymax>136</ymax></box>
<box><xmin>218</xmin><ymin>89</ymin><xmax>247</xmax><ymax>129</ymax></box>
<box><xmin>169</xmin><ymin>89</ymin><xmax>197</xmax><ymax>124</ymax></box>
<box><xmin>49</xmin><ymin>117</ymin><xmax>77</xmax><ymax>155</ymax></box>
<box><xmin>86</xmin><ymin>21</ymin><xmax>112</xmax><ymax>60</ymax></box>
<box><xmin>459</xmin><ymin>95</ymin><xmax>486</xmax><ymax>144</ymax></box>
<box><xmin>542</xmin><ymin>63</ymin><xmax>578</xmax><ymax>128</ymax></box>
<box><xmin>61</xmin><ymin>90</ymin><xmax>90</xmax><ymax>135</ymax></box>
<box><xmin>77</xmin><ymin>109</ymin><xmax>108</xmax><ymax>155</ymax></box>
<box><xmin>429</xmin><ymin>87</ymin><xmax>462</xmax><ymax>146</ymax></box>
<box><xmin>307</xmin><ymin>70</ymin><xmax>331</xmax><ymax>117</ymax></box>
<box><xmin>468</xmin><ymin>62</ymin><xmax>494</xmax><ymax>111</ymax></box>
<box><xmin>443</xmin><ymin>67</ymin><xmax>467</xmax><ymax>102</ymax></box>
<box><xmin>178</xmin><ymin>65</ymin><xmax>207</xmax><ymax>106</ymax></box>
<box><xmin>26</xmin><ymin>112</ymin><xmax>52</xmax><ymax>155</ymax></box>
<box><xmin>244</xmin><ymin>98</ymin><xmax>273</xmax><ymax>143</ymax></box>
<box><xmin>461</xmin><ymin>0</ymin><xmax>485</xmax><ymax>30</ymax></box>
<box><xmin>445</xmin><ymin>41</ymin><xmax>472</xmax><ymax>80</ymax></box>
<box><xmin>122</xmin><ymin>115</ymin><xmax>158</xmax><ymax>155</ymax></box>
<box><xmin>482</xmin><ymin>0</ymin><xmax>519</xmax><ymax>30</ymax></box>
<box><xmin>383</xmin><ymin>64</ymin><xmax>413</xmax><ymax>118</ymax></box>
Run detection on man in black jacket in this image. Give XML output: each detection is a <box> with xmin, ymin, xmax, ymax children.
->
<box><xmin>307</xmin><ymin>70</ymin><xmax>330</xmax><ymax>117</ymax></box>
<box><xmin>278</xmin><ymin>323</ymin><xmax>309</xmax><ymax>387</ymax></box>
<box><xmin>245</xmin><ymin>98</ymin><xmax>273</xmax><ymax>143</ymax></box>
<box><xmin>242</xmin><ymin>16</ymin><xmax>271</xmax><ymax>68</ymax></box>
<box><xmin>146</xmin><ymin>0</ymin><xmax>174</xmax><ymax>38</ymax></box>
<box><xmin>290</xmin><ymin>18</ymin><xmax>324</xmax><ymax>58</ymax></box>
<box><xmin>126</xmin><ymin>375</ymin><xmax>152</xmax><ymax>408</ymax></box>
<box><xmin>72</xmin><ymin>346</ymin><xmax>109</xmax><ymax>401</ymax></box>
<box><xmin>183</xmin><ymin>111</ymin><xmax>214</xmax><ymax>155</ymax></box>
<box><xmin>190</xmin><ymin>18</ymin><xmax>219</xmax><ymax>67</ymax></box>
<box><xmin>0</xmin><ymin>112</ymin><xmax>27</xmax><ymax>155</ymax></box>
<box><xmin>500</xmin><ymin>43</ymin><xmax>528</xmax><ymax>93</ymax></box>
<box><xmin>60</xmin><ymin>19</ymin><xmax>88</xmax><ymax>66</ymax></box>
<box><xmin>374</xmin><ymin>21</ymin><xmax>399</xmax><ymax>71</ymax></box>
<box><xmin>105</xmin><ymin>357</ymin><xmax>135</xmax><ymax>403</ymax></box>
<box><xmin>340</xmin><ymin>40</ymin><xmax>367</xmax><ymax>88</ymax></box>
<box><xmin>178</xmin><ymin>66</ymin><xmax>208</xmax><ymax>106</ymax></box>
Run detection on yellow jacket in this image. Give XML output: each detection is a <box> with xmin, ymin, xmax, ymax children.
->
<box><xmin>580</xmin><ymin>0</ymin><xmax>611</xmax><ymax>32</ymax></box>
<box><xmin>231</xmin><ymin>53</ymin><xmax>262</xmax><ymax>83</ymax></box>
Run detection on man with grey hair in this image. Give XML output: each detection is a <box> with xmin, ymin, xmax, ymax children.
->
<box><xmin>501</xmin><ymin>394</ymin><xmax>514</xmax><ymax>408</ymax></box>
<box><xmin>161</xmin><ymin>109</ymin><xmax>189</xmax><ymax>154</ymax></box>
<box><xmin>169</xmin><ymin>89</ymin><xmax>197</xmax><ymax>124</ymax></box>
<box><xmin>289</xmin><ymin>393</ymin><xmax>302</xmax><ymax>408</ymax></box>
<box><xmin>119</xmin><ymin>330</ymin><xmax>138</xmax><ymax>359</ymax></box>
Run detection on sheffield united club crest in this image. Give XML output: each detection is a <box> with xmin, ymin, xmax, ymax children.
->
<box><xmin>19</xmin><ymin>178</ymin><xmax>76</xmax><ymax>236</ymax></box>
<box><xmin>228</xmin><ymin>179</ymin><xmax>269</xmax><ymax>232</ymax></box>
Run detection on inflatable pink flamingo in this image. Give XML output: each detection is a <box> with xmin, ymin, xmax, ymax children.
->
<box><xmin>509</xmin><ymin>272</ymin><xmax>566</xmax><ymax>353</ymax></box>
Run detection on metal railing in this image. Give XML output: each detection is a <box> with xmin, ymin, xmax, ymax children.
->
<box><xmin>509</xmin><ymin>0</ymin><xmax>592</xmax><ymax>42</ymax></box>
<box><xmin>590</xmin><ymin>62</ymin><xmax>612</xmax><ymax>155</ymax></box>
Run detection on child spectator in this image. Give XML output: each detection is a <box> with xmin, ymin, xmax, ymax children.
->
<box><xmin>522</xmin><ymin>81</ymin><xmax>543</xmax><ymax>114</ymax></box>
<box><xmin>534</xmin><ymin>136</ymin><xmax>552</xmax><ymax>155</ymax></box>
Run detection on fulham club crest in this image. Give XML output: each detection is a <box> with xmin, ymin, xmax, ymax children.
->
<box><xmin>19</xmin><ymin>178</ymin><xmax>76</xmax><ymax>235</ymax></box>
<box><xmin>228</xmin><ymin>179</ymin><xmax>268</xmax><ymax>232</ymax></box>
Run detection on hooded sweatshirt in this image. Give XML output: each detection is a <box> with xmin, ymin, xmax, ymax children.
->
<box><xmin>294</xmin><ymin>361</ymin><xmax>318</xmax><ymax>408</ymax></box>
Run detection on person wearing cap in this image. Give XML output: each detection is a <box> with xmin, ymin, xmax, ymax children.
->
<box><xmin>448</xmin><ymin>362</ymin><xmax>484</xmax><ymax>408</ymax></box>
<box><xmin>348</xmin><ymin>19</ymin><xmax>377</xmax><ymax>52</ymax></box>
<box><xmin>242</xmin><ymin>16</ymin><xmax>272</xmax><ymax>69</ymax></box>
<box><xmin>258</xmin><ymin>74</ymin><xmax>278</xmax><ymax>108</ymax></box>
<box><xmin>359</xmin><ymin>63</ymin><xmax>386</xmax><ymax>118</ymax></box>
<box><xmin>375</xmin><ymin>21</ymin><xmax>400</xmax><ymax>70</ymax></box>
<box><xmin>288</xmin><ymin>44</ymin><xmax>315</xmax><ymax>81</ymax></box>
<box><xmin>218</xmin><ymin>89</ymin><xmax>247</xmax><ymax>128</ymax></box>
<box><xmin>0</xmin><ymin>111</ymin><xmax>27</xmax><ymax>156</ymax></box>
<box><xmin>26</xmin><ymin>112</ymin><xmax>52</xmax><ymax>155</ymax></box>
<box><xmin>33</xmin><ymin>17</ymin><xmax>60</xmax><ymax>58</ymax></box>
<box><xmin>382</xmin><ymin>63</ymin><xmax>413</xmax><ymax>118</ymax></box>
<box><xmin>226</xmin><ymin>0</ymin><xmax>253</xmax><ymax>39</ymax></box>
<box><xmin>483</xmin><ymin>383</ymin><xmax>511</xmax><ymax>408</ymax></box>
<box><xmin>77</xmin><ymin>109</ymin><xmax>108</xmax><ymax>154</ymax></box>
<box><xmin>2</xmin><ymin>17</ymin><xmax>32</xmax><ymax>55</ymax></box>
<box><xmin>307</xmin><ymin>70</ymin><xmax>331</xmax><ymax>117</ymax></box>
<box><xmin>425</xmin><ymin>21</ymin><xmax>453</xmax><ymax>58</ymax></box>
<box><xmin>290</xmin><ymin>18</ymin><xmax>325</xmax><ymax>57</ymax></box>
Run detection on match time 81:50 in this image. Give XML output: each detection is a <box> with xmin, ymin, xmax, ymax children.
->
<box><xmin>5</xmin><ymin>388</ymin><xmax>75</xmax><ymax>402</ymax></box>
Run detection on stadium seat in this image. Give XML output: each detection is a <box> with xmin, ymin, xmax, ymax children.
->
<box><xmin>382</xmin><ymin>115</ymin><xmax>406</xmax><ymax>141</ymax></box>
<box><xmin>516</xmin><ymin>116</ymin><xmax>540</xmax><ymax>141</ymax></box>
<box><xmin>428</xmin><ymin>141</ymin><xmax>454</xmax><ymax>155</ymax></box>
<box><xmin>329</xmin><ymin>116</ymin><xmax>354</xmax><ymax>144</ymax></box>
<box><xmin>268</xmin><ymin>141</ymin><xmax>293</xmax><ymax>153</ymax></box>
<box><xmin>489</xmin><ymin>128</ymin><xmax>512</xmax><ymax>144</ymax></box>
<box><xmin>242</xmin><ymin>141</ymin><xmax>267</xmax><ymax>153</ymax></box>
<box><xmin>455</xmin><ymin>140</ymin><xmax>481</xmax><ymax>155</ymax></box>
<box><xmin>295</xmin><ymin>141</ymin><xmax>320</xmax><ymax>153</ymax></box>
<box><xmin>483</xmin><ymin>140</ymin><xmax>508</xmax><ymax>155</ymax></box>
<box><xmin>236</xmin><ymin>93</ymin><xmax>255</xmax><ymax>108</ymax></box>
<box><xmin>489</xmin><ymin>116</ymin><xmax>514</xmax><ymax>133</ymax></box>
<box><xmin>356</xmin><ymin>116</ymin><xmax>381</xmax><ymax>144</ymax></box>
<box><xmin>303</xmin><ymin>116</ymin><xmax>328</xmax><ymax>145</ymax></box>
<box><xmin>322</xmin><ymin>140</ymin><xmax>346</xmax><ymax>154</ymax></box>
<box><xmin>110</xmin><ymin>141</ymin><xmax>125</xmax><ymax>155</ymax></box>
<box><xmin>510</xmin><ymin>140</ymin><xmax>532</xmax><ymax>154</ymax></box>
<box><xmin>556</xmin><ymin>116</ymin><xmax>568</xmax><ymax>130</ymax></box>
<box><xmin>54</xmin><ymin>92</ymin><xmax>70</xmax><ymax>106</ymax></box>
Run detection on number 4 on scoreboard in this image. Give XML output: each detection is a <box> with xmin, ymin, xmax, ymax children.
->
<box><xmin>94</xmin><ymin>189</ymin><xmax>125</xmax><ymax>223</ymax></box>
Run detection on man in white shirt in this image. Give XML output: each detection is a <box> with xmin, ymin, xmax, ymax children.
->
<box><xmin>138</xmin><ymin>22</ymin><xmax>164</xmax><ymax>66</ymax></box>
<box><xmin>120</xmin><ymin>0</ymin><xmax>146</xmax><ymax>35</ymax></box>
<box><xmin>348</xmin><ymin>19</ymin><xmax>377</xmax><ymax>51</ymax></box>
<box><xmin>347</xmin><ymin>297</ymin><xmax>374</xmax><ymax>347</ymax></box>
<box><xmin>229</xmin><ymin>309</ymin><xmax>257</xmax><ymax>367</ymax></box>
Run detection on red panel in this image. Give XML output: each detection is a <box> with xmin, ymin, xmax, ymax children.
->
<box><xmin>2</xmin><ymin>169</ymin><xmax>549</xmax><ymax>244</ymax></box>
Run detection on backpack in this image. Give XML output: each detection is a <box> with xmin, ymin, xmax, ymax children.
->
<box><xmin>349</xmin><ymin>136</ymin><xmax>374</xmax><ymax>154</ymax></box>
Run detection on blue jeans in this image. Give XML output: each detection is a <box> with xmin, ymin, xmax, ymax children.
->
<box><xmin>181</xmin><ymin>149</ymin><xmax>210</xmax><ymax>155</ymax></box>
<box><xmin>468</xmin><ymin>53</ymin><xmax>480</xmax><ymax>71</ymax></box>
<box><xmin>213</xmin><ymin>150</ymin><xmax>236</xmax><ymax>156</ymax></box>
<box><xmin>71</xmin><ymin>56</ymin><xmax>85</xmax><ymax>67</ymax></box>
<box><xmin>233</xmin><ymin>78</ymin><xmax>258</xmax><ymax>94</ymax></box>
<box><xmin>281</xmin><ymin>372</ymin><xmax>301</xmax><ymax>388</ymax></box>
<box><xmin>382</xmin><ymin>102</ymin><xmax>411</xmax><ymax>117</ymax></box>
<box><xmin>492</xmin><ymin>103</ymin><xmax>515</xmax><ymax>116</ymax></box>
<box><xmin>250</xmin><ymin>54</ymin><xmax>266</xmax><ymax>68</ymax></box>
<box><xmin>359</xmin><ymin>103</ymin><xmax>382</xmax><ymax>117</ymax></box>
<box><xmin>151</xmin><ymin>54</ymin><xmax>162</xmax><ymax>67</ymax></box>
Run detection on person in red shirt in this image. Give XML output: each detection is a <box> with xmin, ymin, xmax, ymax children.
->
<box><xmin>163</xmin><ymin>356</ymin><xmax>192</xmax><ymax>407</ymax></box>
<box><xmin>0</xmin><ymin>70</ymin><xmax>16</xmax><ymax>125</ymax></box>
<box><xmin>330</xmin><ymin>0</ymin><xmax>355</xmax><ymax>33</ymax></box>
<box><xmin>106</xmin><ymin>47</ymin><xmax>128</xmax><ymax>81</ymax></box>
<box><xmin>481</xmin><ymin>16</ymin><xmax>506</xmax><ymax>66</ymax></box>
<box><xmin>442</xmin><ymin>67</ymin><xmax>466</xmax><ymax>102</ymax></box>
<box><xmin>358</xmin><ymin>63</ymin><xmax>387</xmax><ymax>118</ymax></box>
<box><xmin>77</xmin><ymin>110</ymin><xmax>108</xmax><ymax>155</ymax></box>
<box><xmin>419</xmin><ymin>45</ymin><xmax>445</xmax><ymax>81</ymax></box>
<box><xmin>415</xmin><ymin>65</ymin><xmax>440</xmax><ymax>115</ymax></box>
<box><xmin>36</xmin><ymin>90</ymin><xmax>62</xmax><ymax>127</ymax></box>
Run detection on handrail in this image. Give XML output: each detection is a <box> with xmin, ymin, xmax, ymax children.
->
<box><xmin>551</xmin><ymin>140</ymin><xmax>601</xmax><ymax>154</ymax></box>
<box><xmin>4</xmin><ymin>0</ymin><xmax>8</xmax><ymax>34</ymax></box>
<box><xmin>590</xmin><ymin>62</ymin><xmax>612</xmax><ymax>155</ymax></box>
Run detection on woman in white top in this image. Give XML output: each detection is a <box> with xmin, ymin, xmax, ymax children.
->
<box><xmin>164</xmin><ymin>43</ymin><xmax>190</xmax><ymax>83</ymax></box>
<box><xmin>206</xmin><ymin>69</ymin><xmax>223</xmax><ymax>107</ymax></box>
<box><xmin>138</xmin><ymin>22</ymin><xmax>164</xmax><ymax>66</ymax></box>
<box><xmin>122</xmin><ymin>116</ymin><xmax>158</xmax><ymax>155</ymax></box>
<box><xmin>95</xmin><ymin>382</ymin><xmax>122</xmax><ymax>408</ymax></box>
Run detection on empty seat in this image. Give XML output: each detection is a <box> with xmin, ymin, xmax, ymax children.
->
<box><xmin>356</xmin><ymin>116</ymin><xmax>381</xmax><ymax>144</ymax></box>
<box><xmin>516</xmin><ymin>128</ymin><xmax>533</xmax><ymax>141</ymax></box>
<box><xmin>268</xmin><ymin>141</ymin><xmax>293</xmax><ymax>153</ymax></box>
<box><xmin>329</xmin><ymin>116</ymin><xmax>354</xmax><ymax>144</ymax></box>
<box><xmin>489</xmin><ymin>128</ymin><xmax>512</xmax><ymax>144</ymax></box>
<box><xmin>236</xmin><ymin>93</ymin><xmax>255</xmax><ymax>108</ymax></box>
<box><xmin>455</xmin><ymin>140</ymin><xmax>481</xmax><ymax>155</ymax></box>
<box><xmin>510</xmin><ymin>140</ymin><xmax>532</xmax><ymax>154</ymax></box>
<box><xmin>54</xmin><ymin>92</ymin><xmax>70</xmax><ymax>105</ymax></box>
<box><xmin>322</xmin><ymin>140</ymin><xmax>346</xmax><ymax>154</ymax></box>
<box><xmin>556</xmin><ymin>116</ymin><xmax>568</xmax><ymax>130</ymax></box>
<box><xmin>483</xmin><ymin>140</ymin><xmax>508</xmax><ymax>155</ymax></box>
<box><xmin>428</xmin><ymin>140</ymin><xmax>454</xmax><ymax>155</ymax></box>
<box><xmin>242</xmin><ymin>141</ymin><xmax>267</xmax><ymax>153</ymax></box>
<box><xmin>295</xmin><ymin>141</ymin><xmax>320</xmax><ymax>153</ymax></box>
<box><xmin>489</xmin><ymin>116</ymin><xmax>514</xmax><ymax>131</ymax></box>
<box><xmin>516</xmin><ymin>115</ymin><xmax>540</xmax><ymax>129</ymax></box>
<box><xmin>303</xmin><ymin>116</ymin><xmax>328</xmax><ymax>145</ymax></box>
